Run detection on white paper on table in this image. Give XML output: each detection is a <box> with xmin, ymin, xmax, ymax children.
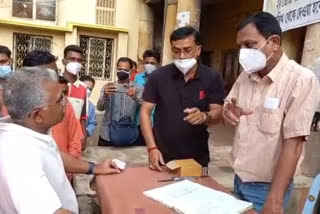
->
<box><xmin>143</xmin><ymin>180</ymin><xmax>253</xmax><ymax>214</ymax></box>
<box><xmin>177</xmin><ymin>11</ymin><xmax>190</xmax><ymax>28</ymax></box>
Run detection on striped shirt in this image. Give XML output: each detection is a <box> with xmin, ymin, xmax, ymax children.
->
<box><xmin>97</xmin><ymin>83</ymin><xmax>140</xmax><ymax>141</ymax></box>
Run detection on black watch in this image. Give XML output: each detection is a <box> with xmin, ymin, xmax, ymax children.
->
<box><xmin>86</xmin><ymin>162</ymin><xmax>96</xmax><ymax>175</ymax></box>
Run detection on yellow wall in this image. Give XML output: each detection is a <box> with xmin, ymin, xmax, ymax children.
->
<box><xmin>0</xmin><ymin>0</ymin><xmax>144</xmax><ymax>62</ymax></box>
<box><xmin>0</xmin><ymin>26</ymin><xmax>66</xmax><ymax>69</ymax></box>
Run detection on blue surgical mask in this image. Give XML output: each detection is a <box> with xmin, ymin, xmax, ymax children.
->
<box><xmin>0</xmin><ymin>65</ymin><xmax>12</xmax><ymax>79</ymax></box>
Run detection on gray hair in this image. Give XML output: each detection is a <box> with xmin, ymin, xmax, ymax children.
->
<box><xmin>3</xmin><ymin>67</ymin><xmax>58</xmax><ymax>121</ymax></box>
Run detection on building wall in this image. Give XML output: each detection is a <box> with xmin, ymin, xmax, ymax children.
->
<box><xmin>282</xmin><ymin>27</ymin><xmax>306</xmax><ymax>63</ymax></box>
<box><xmin>0</xmin><ymin>25</ymin><xmax>66</xmax><ymax>69</ymax></box>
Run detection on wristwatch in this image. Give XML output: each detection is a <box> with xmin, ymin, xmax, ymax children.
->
<box><xmin>86</xmin><ymin>162</ymin><xmax>96</xmax><ymax>175</ymax></box>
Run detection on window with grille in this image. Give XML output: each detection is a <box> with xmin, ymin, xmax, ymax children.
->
<box><xmin>12</xmin><ymin>0</ymin><xmax>56</xmax><ymax>21</ymax></box>
<box><xmin>79</xmin><ymin>35</ymin><xmax>113</xmax><ymax>79</ymax></box>
<box><xmin>13</xmin><ymin>33</ymin><xmax>52</xmax><ymax>68</ymax></box>
<box><xmin>96</xmin><ymin>0</ymin><xmax>116</xmax><ymax>26</ymax></box>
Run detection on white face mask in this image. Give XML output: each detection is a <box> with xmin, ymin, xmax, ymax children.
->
<box><xmin>239</xmin><ymin>39</ymin><xmax>273</xmax><ymax>74</ymax></box>
<box><xmin>173</xmin><ymin>58</ymin><xmax>197</xmax><ymax>75</ymax></box>
<box><xmin>66</xmin><ymin>62</ymin><xmax>82</xmax><ymax>75</ymax></box>
<box><xmin>144</xmin><ymin>64</ymin><xmax>157</xmax><ymax>75</ymax></box>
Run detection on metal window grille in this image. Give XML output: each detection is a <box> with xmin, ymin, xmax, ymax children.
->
<box><xmin>36</xmin><ymin>0</ymin><xmax>56</xmax><ymax>21</ymax></box>
<box><xmin>79</xmin><ymin>35</ymin><xmax>113</xmax><ymax>80</ymax></box>
<box><xmin>96</xmin><ymin>0</ymin><xmax>115</xmax><ymax>26</ymax></box>
<box><xmin>13</xmin><ymin>33</ymin><xmax>52</xmax><ymax>68</ymax></box>
<box><xmin>12</xmin><ymin>0</ymin><xmax>56</xmax><ymax>21</ymax></box>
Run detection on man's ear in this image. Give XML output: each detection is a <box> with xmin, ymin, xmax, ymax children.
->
<box><xmin>30</xmin><ymin>108</ymin><xmax>44</xmax><ymax>124</ymax></box>
<box><xmin>270</xmin><ymin>35</ymin><xmax>281</xmax><ymax>52</ymax></box>
<box><xmin>62</xmin><ymin>59</ymin><xmax>67</xmax><ymax>66</ymax></box>
<box><xmin>196</xmin><ymin>45</ymin><xmax>202</xmax><ymax>58</ymax></box>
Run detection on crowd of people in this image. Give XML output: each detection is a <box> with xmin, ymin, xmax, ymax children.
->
<box><xmin>0</xmin><ymin>11</ymin><xmax>320</xmax><ymax>214</ymax></box>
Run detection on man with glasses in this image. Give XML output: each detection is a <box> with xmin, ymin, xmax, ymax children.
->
<box><xmin>23</xmin><ymin>50</ymin><xmax>83</xmax><ymax>165</ymax></box>
<box><xmin>140</xmin><ymin>26</ymin><xmax>225</xmax><ymax>173</ymax></box>
<box><xmin>63</xmin><ymin>45</ymin><xmax>88</xmax><ymax>150</ymax></box>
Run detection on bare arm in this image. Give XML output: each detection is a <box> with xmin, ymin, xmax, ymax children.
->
<box><xmin>206</xmin><ymin>104</ymin><xmax>223</xmax><ymax>125</ymax></box>
<box><xmin>140</xmin><ymin>101</ymin><xmax>164</xmax><ymax>171</ymax></box>
<box><xmin>60</xmin><ymin>151</ymin><xmax>120</xmax><ymax>174</ymax></box>
<box><xmin>140</xmin><ymin>101</ymin><xmax>157</xmax><ymax>148</ymax></box>
<box><xmin>262</xmin><ymin>137</ymin><xmax>304</xmax><ymax>213</ymax></box>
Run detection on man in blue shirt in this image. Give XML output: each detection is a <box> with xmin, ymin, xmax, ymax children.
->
<box><xmin>134</xmin><ymin>50</ymin><xmax>160</xmax><ymax>145</ymax></box>
<box><xmin>80</xmin><ymin>75</ymin><xmax>97</xmax><ymax>137</ymax></box>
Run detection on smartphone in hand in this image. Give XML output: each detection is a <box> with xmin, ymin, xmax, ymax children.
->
<box><xmin>115</xmin><ymin>84</ymin><xmax>129</xmax><ymax>93</ymax></box>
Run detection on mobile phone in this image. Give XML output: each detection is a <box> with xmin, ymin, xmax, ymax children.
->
<box><xmin>115</xmin><ymin>84</ymin><xmax>129</xmax><ymax>93</ymax></box>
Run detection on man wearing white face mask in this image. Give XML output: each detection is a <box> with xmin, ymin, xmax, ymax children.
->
<box><xmin>134</xmin><ymin>49</ymin><xmax>161</xmax><ymax>145</ymax></box>
<box><xmin>141</xmin><ymin>26</ymin><xmax>225</xmax><ymax>173</ymax></box>
<box><xmin>63</xmin><ymin>45</ymin><xmax>88</xmax><ymax>150</ymax></box>
<box><xmin>0</xmin><ymin>45</ymin><xmax>13</xmax><ymax>118</ymax></box>
<box><xmin>79</xmin><ymin>75</ymin><xmax>97</xmax><ymax>137</ymax></box>
<box><xmin>222</xmin><ymin>12</ymin><xmax>320</xmax><ymax>213</ymax></box>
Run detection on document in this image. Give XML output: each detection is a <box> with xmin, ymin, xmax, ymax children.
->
<box><xmin>143</xmin><ymin>180</ymin><xmax>253</xmax><ymax>214</ymax></box>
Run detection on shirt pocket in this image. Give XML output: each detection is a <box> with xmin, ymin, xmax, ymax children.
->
<box><xmin>258</xmin><ymin>108</ymin><xmax>283</xmax><ymax>135</ymax></box>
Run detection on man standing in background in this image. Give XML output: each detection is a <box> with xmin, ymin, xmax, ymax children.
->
<box><xmin>63</xmin><ymin>45</ymin><xmax>88</xmax><ymax>150</ymax></box>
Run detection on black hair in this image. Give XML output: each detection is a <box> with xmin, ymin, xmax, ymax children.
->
<box><xmin>132</xmin><ymin>61</ymin><xmax>137</xmax><ymax>69</ymax></box>
<box><xmin>117</xmin><ymin>57</ymin><xmax>133</xmax><ymax>69</ymax></box>
<box><xmin>0</xmin><ymin>45</ymin><xmax>11</xmax><ymax>58</ymax></box>
<box><xmin>22</xmin><ymin>50</ymin><xmax>57</xmax><ymax>67</ymax></box>
<box><xmin>64</xmin><ymin>45</ymin><xmax>83</xmax><ymax>58</ymax></box>
<box><xmin>237</xmin><ymin>12</ymin><xmax>283</xmax><ymax>41</ymax></box>
<box><xmin>58</xmin><ymin>76</ymin><xmax>68</xmax><ymax>84</ymax></box>
<box><xmin>143</xmin><ymin>50</ymin><xmax>161</xmax><ymax>63</ymax></box>
<box><xmin>170</xmin><ymin>26</ymin><xmax>201</xmax><ymax>45</ymax></box>
<box><xmin>79</xmin><ymin>75</ymin><xmax>95</xmax><ymax>87</ymax></box>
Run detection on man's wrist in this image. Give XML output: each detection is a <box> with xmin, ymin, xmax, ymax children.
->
<box><xmin>147</xmin><ymin>146</ymin><xmax>158</xmax><ymax>153</ymax></box>
<box><xmin>86</xmin><ymin>162</ymin><xmax>96</xmax><ymax>174</ymax></box>
<box><xmin>203</xmin><ymin>112</ymin><xmax>210</xmax><ymax>124</ymax></box>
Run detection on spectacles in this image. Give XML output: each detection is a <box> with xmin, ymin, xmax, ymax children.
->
<box><xmin>171</xmin><ymin>46</ymin><xmax>199</xmax><ymax>57</ymax></box>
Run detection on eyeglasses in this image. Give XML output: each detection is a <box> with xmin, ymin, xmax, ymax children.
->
<box><xmin>171</xmin><ymin>46</ymin><xmax>199</xmax><ymax>57</ymax></box>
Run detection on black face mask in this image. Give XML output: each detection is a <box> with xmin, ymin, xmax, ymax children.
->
<box><xmin>117</xmin><ymin>71</ymin><xmax>129</xmax><ymax>80</ymax></box>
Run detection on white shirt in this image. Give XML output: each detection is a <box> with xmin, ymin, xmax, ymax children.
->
<box><xmin>0</xmin><ymin>118</ymin><xmax>78</xmax><ymax>214</ymax></box>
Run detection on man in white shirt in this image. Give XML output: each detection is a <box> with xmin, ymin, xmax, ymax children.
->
<box><xmin>0</xmin><ymin>67</ymin><xmax>78</xmax><ymax>213</ymax></box>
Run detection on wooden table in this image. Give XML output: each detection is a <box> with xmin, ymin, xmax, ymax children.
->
<box><xmin>95</xmin><ymin>167</ymin><xmax>256</xmax><ymax>214</ymax></box>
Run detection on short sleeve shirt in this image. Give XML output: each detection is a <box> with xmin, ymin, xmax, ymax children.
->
<box><xmin>142</xmin><ymin>63</ymin><xmax>225</xmax><ymax>166</ymax></box>
<box><xmin>226</xmin><ymin>54</ymin><xmax>320</xmax><ymax>182</ymax></box>
<box><xmin>0</xmin><ymin>118</ymin><xmax>78</xmax><ymax>213</ymax></box>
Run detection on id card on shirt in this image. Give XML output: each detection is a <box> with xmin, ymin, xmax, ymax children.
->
<box><xmin>264</xmin><ymin>97</ymin><xmax>279</xmax><ymax>109</ymax></box>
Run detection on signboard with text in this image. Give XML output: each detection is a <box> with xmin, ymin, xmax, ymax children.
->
<box><xmin>264</xmin><ymin>0</ymin><xmax>320</xmax><ymax>31</ymax></box>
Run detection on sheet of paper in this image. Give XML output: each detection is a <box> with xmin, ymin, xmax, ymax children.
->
<box><xmin>143</xmin><ymin>180</ymin><xmax>253</xmax><ymax>214</ymax></box>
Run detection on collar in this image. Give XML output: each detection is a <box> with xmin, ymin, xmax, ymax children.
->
<box><xmin>0</xmin><ymin>117</ymin><xmax>53</xmax><ymax>143</ymax></box>
<box><xmin>249</xmin><ymin>53</ymin><xmax>289</xmax><ymax>83</ymax></box>
<box><xmin>172</xmin><ymin>63</ymin><xmax>201</xmax><ymax>80</ymax></box>
<box><xmin>69</xmin><ymin>79</ymin><xmax>81</xmax><ymax>87</ymax></box>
